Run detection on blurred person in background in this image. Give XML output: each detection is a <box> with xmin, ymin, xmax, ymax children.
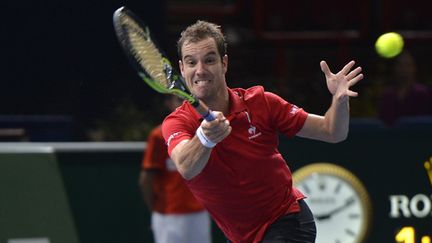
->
<box><xmin>139</xmin><ymin>95</ymin><xmax>211</xmax><ymax>243</ymax></box>
<box><xmin>378</xmin><ymin>50</ymin><xmax>432</xmax><ymax>126</ymax></box>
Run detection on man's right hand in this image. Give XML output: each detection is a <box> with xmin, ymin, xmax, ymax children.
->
<box><xmin>200</xmin><ymin>111</ymin><xmax>232</xmax><ymax>144</ymax></box>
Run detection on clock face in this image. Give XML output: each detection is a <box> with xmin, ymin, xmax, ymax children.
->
<box><xmin>293</xmin><ymin>163</ymin><xmax>372</xmax><ymax>243</ymax></box>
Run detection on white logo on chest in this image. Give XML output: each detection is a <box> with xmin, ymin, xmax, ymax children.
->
<box><xmin>244</xmin><ymin>111</ymin><xmax>262</xmax><ymax>140</ymax></box>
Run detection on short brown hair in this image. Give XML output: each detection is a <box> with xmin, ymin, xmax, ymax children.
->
<box><xmin>177</xmin><ymin>20</ymin><xmax>227</xmax><ymax>59</ymax></box>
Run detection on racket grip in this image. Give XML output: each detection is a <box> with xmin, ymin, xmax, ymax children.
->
<box><xmin>202</xmin><ymin>110</ymin><xmax>216</xmax><ymax>121</ymax></box>
<box><xmin>194</xmin><ymin>100</ymin><xmax>215</xmax><ymax>121</ymax></box>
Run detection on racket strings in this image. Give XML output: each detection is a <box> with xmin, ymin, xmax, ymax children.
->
<box><xmin>121</xmin><ymin>16</ymin><xmax>170</xmax><ymax>88</ymax></box>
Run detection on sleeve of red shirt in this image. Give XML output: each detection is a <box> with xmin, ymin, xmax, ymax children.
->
<box><xmin>264</xmin><ymin>91</ymin><xmax>308</xmax><ymax>137</ymax></box>
<box><xmin>142</xmin><ymin>125</ymin><xmax>167</xmax><ymax>170</ymax></box>
<box><xmin>161</xmin><ymin>112</ymin><xmax>197</xmax><ymax>156</ymax></box>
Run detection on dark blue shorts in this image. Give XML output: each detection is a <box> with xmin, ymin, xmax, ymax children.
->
<box><xmin>227</xmin><ymin>200</ymin><xmax>316</xmax><ymax>243</ymax></box>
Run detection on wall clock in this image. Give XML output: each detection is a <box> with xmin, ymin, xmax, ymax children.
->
<box><xmin>293</xmin><ymin>163</ymin><xmax>372</xmax><ymax>243</ymax></box>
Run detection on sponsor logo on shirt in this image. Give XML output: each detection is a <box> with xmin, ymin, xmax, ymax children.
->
<box><xmin>245</xmin><ymin>111</ymin><xmax>262</xmax><ymax>140</ymax></box>
<box><xmin>289</xmin><ymin>105</ymin><xmax>299</xmax><ymax>115</ymax></box>
<box><xmin>167</xmin><ymin>132</ymin><xmax>180</xmax><ymax>146</ymax></box>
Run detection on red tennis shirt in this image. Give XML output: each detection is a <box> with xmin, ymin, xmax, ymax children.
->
<box><xmin>162</xmin><ymin>86</ymin><xmax>308</xmax><ymax>243</ymax></box>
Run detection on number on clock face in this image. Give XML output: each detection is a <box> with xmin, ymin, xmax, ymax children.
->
<box><xmin>297</xmin><ymin>173</ymin><xmax>366</xmax><ymax>243</ymax></box>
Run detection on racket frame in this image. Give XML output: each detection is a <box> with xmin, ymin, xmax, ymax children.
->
<box><xmin>113</xmin><ymin>7</ymin><xmax>214</xmax><ymax>120</ymax></box>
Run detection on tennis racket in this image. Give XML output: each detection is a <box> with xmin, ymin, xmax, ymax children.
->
<box><xmin>112</xmin><ymin>6</ymin><xmax>215</xmax><ymax>121</ymax></box>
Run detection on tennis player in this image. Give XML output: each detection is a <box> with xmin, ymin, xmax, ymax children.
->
<box><xmin>162</xmin><ymin>21</ymin><xmax>363</xmax><ymax>243</ymax></box>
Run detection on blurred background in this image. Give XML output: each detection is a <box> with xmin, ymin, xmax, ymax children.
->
<box><xmin>1</xmin><ymin>0</ymin><xmax>431</xmax><ymax>142</ymax></box>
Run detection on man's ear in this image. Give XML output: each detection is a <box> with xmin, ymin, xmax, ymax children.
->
<box><xmin>222</xmin><ymin>54</ymin><xmax>228</xmax><ymax>74</ymax></box>
<box><xmin>179</xmin><ymin>60</ymin><xmax>184</xmax><ymax>76</ymax></box>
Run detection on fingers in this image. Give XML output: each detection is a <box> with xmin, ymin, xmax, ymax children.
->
<box><xmin>201</xmin><ymin>112</ymin><xmax>231</xmax><ymax>143</ymax></box>
<box><xmin>320</xmin><ymin>60</ymin><xmax>331</xmax><ymax>77</ymax></box>
<box><xmin>340</xmin><ymin>60</ymin><xmax>356</xmax><ymax>75</ymax></box>
<box><xmin>211</xmin><ymin>125</ymin><xmax>231</xmax><ymax>143</ymax></box>
<box><xmin>346</xmin><ymin>66</ymin><xmax>362</xmax><ymax>80</ymax></box>
<box><xmin>322</xmin><ymin>60</ymin><xmax>362</xmax><ymax>79</ymax></box>
<box><xmin>346</xmin><ymin>65</ymin><xmax>364</xmax><ymax>85</ymax></box>
<box><xmin>347</xmin><ymin>90</ymin><xmax>359</xmax><ymax>97</ymax></box>
<box><xmin>213</xmin><ymin>111</ymin><xmax>225</xmax><ymax>120</ymax></box>
<box><xmin>335</xmin><ymin>60</ymin><xmax>364</xmax><ymax>86</ymax></box>
<box><xmin>201</xmin><ymin>111</ymin><xmax>227</xmax><ymax>129</ymax></box>
<box><xmin>344</xmin><ymin>62</ymin><xmax>362</xmax><ymax>97</ymax></box>
<box><xmin>349</xmin><ymin>72</ymin><xmax>364</xmax><ymax>87</ymax></box>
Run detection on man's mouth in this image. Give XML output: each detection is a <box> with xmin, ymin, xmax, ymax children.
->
<box><xmin>194</xmin><ymin>80</ymin><xmax>211</xmax><ymax>85</ymax></box>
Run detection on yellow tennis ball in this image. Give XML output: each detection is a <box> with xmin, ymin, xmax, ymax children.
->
<box><xmin>375</xmin><ymin>32</ymin><xmax>404</xmax><ymax>58</ymax></box>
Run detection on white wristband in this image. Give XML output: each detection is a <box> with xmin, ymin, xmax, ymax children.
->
<box><xmin>196</xmin><ymin>126</ymin><xmax>217</xmax><ymax>148</ymax></box>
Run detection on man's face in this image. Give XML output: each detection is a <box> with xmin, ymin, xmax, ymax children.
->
<box><xmin>179</xmin><ymin>38</ymin><xmax>228</xmax><ymax>102</ymax></box>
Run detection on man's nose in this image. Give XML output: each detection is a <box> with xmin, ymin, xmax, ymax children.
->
<box><xmin>195</xmin><ymin>61</ymin><xmax>206</xmax><ymax>75</ymax></box>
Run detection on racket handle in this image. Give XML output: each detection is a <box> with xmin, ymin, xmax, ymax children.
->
<box><xmin>195</xmin><ymin>100</ymin><xmax>216</xmax><ymax>121</ymax></box>
<box><xmin>202</xmin><ymin>110</ymin><xmax>216</xmax><ymax>121</ymax></box>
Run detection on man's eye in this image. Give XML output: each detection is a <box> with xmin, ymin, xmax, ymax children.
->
<box><xmin>205</xmin><ymin>58</ymin><xmax>216</xmax><ymax>64</ymax></box>
<box><xmin>186</xmin><ymin>60</ymin><xmax>195</xmax><ymax>66</ymax></box>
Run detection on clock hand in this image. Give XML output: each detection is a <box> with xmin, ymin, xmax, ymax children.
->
<box><xmin>315</xmin><ymin>197</ymin><xmax>356</xmax><ymax>221</ymax></box>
